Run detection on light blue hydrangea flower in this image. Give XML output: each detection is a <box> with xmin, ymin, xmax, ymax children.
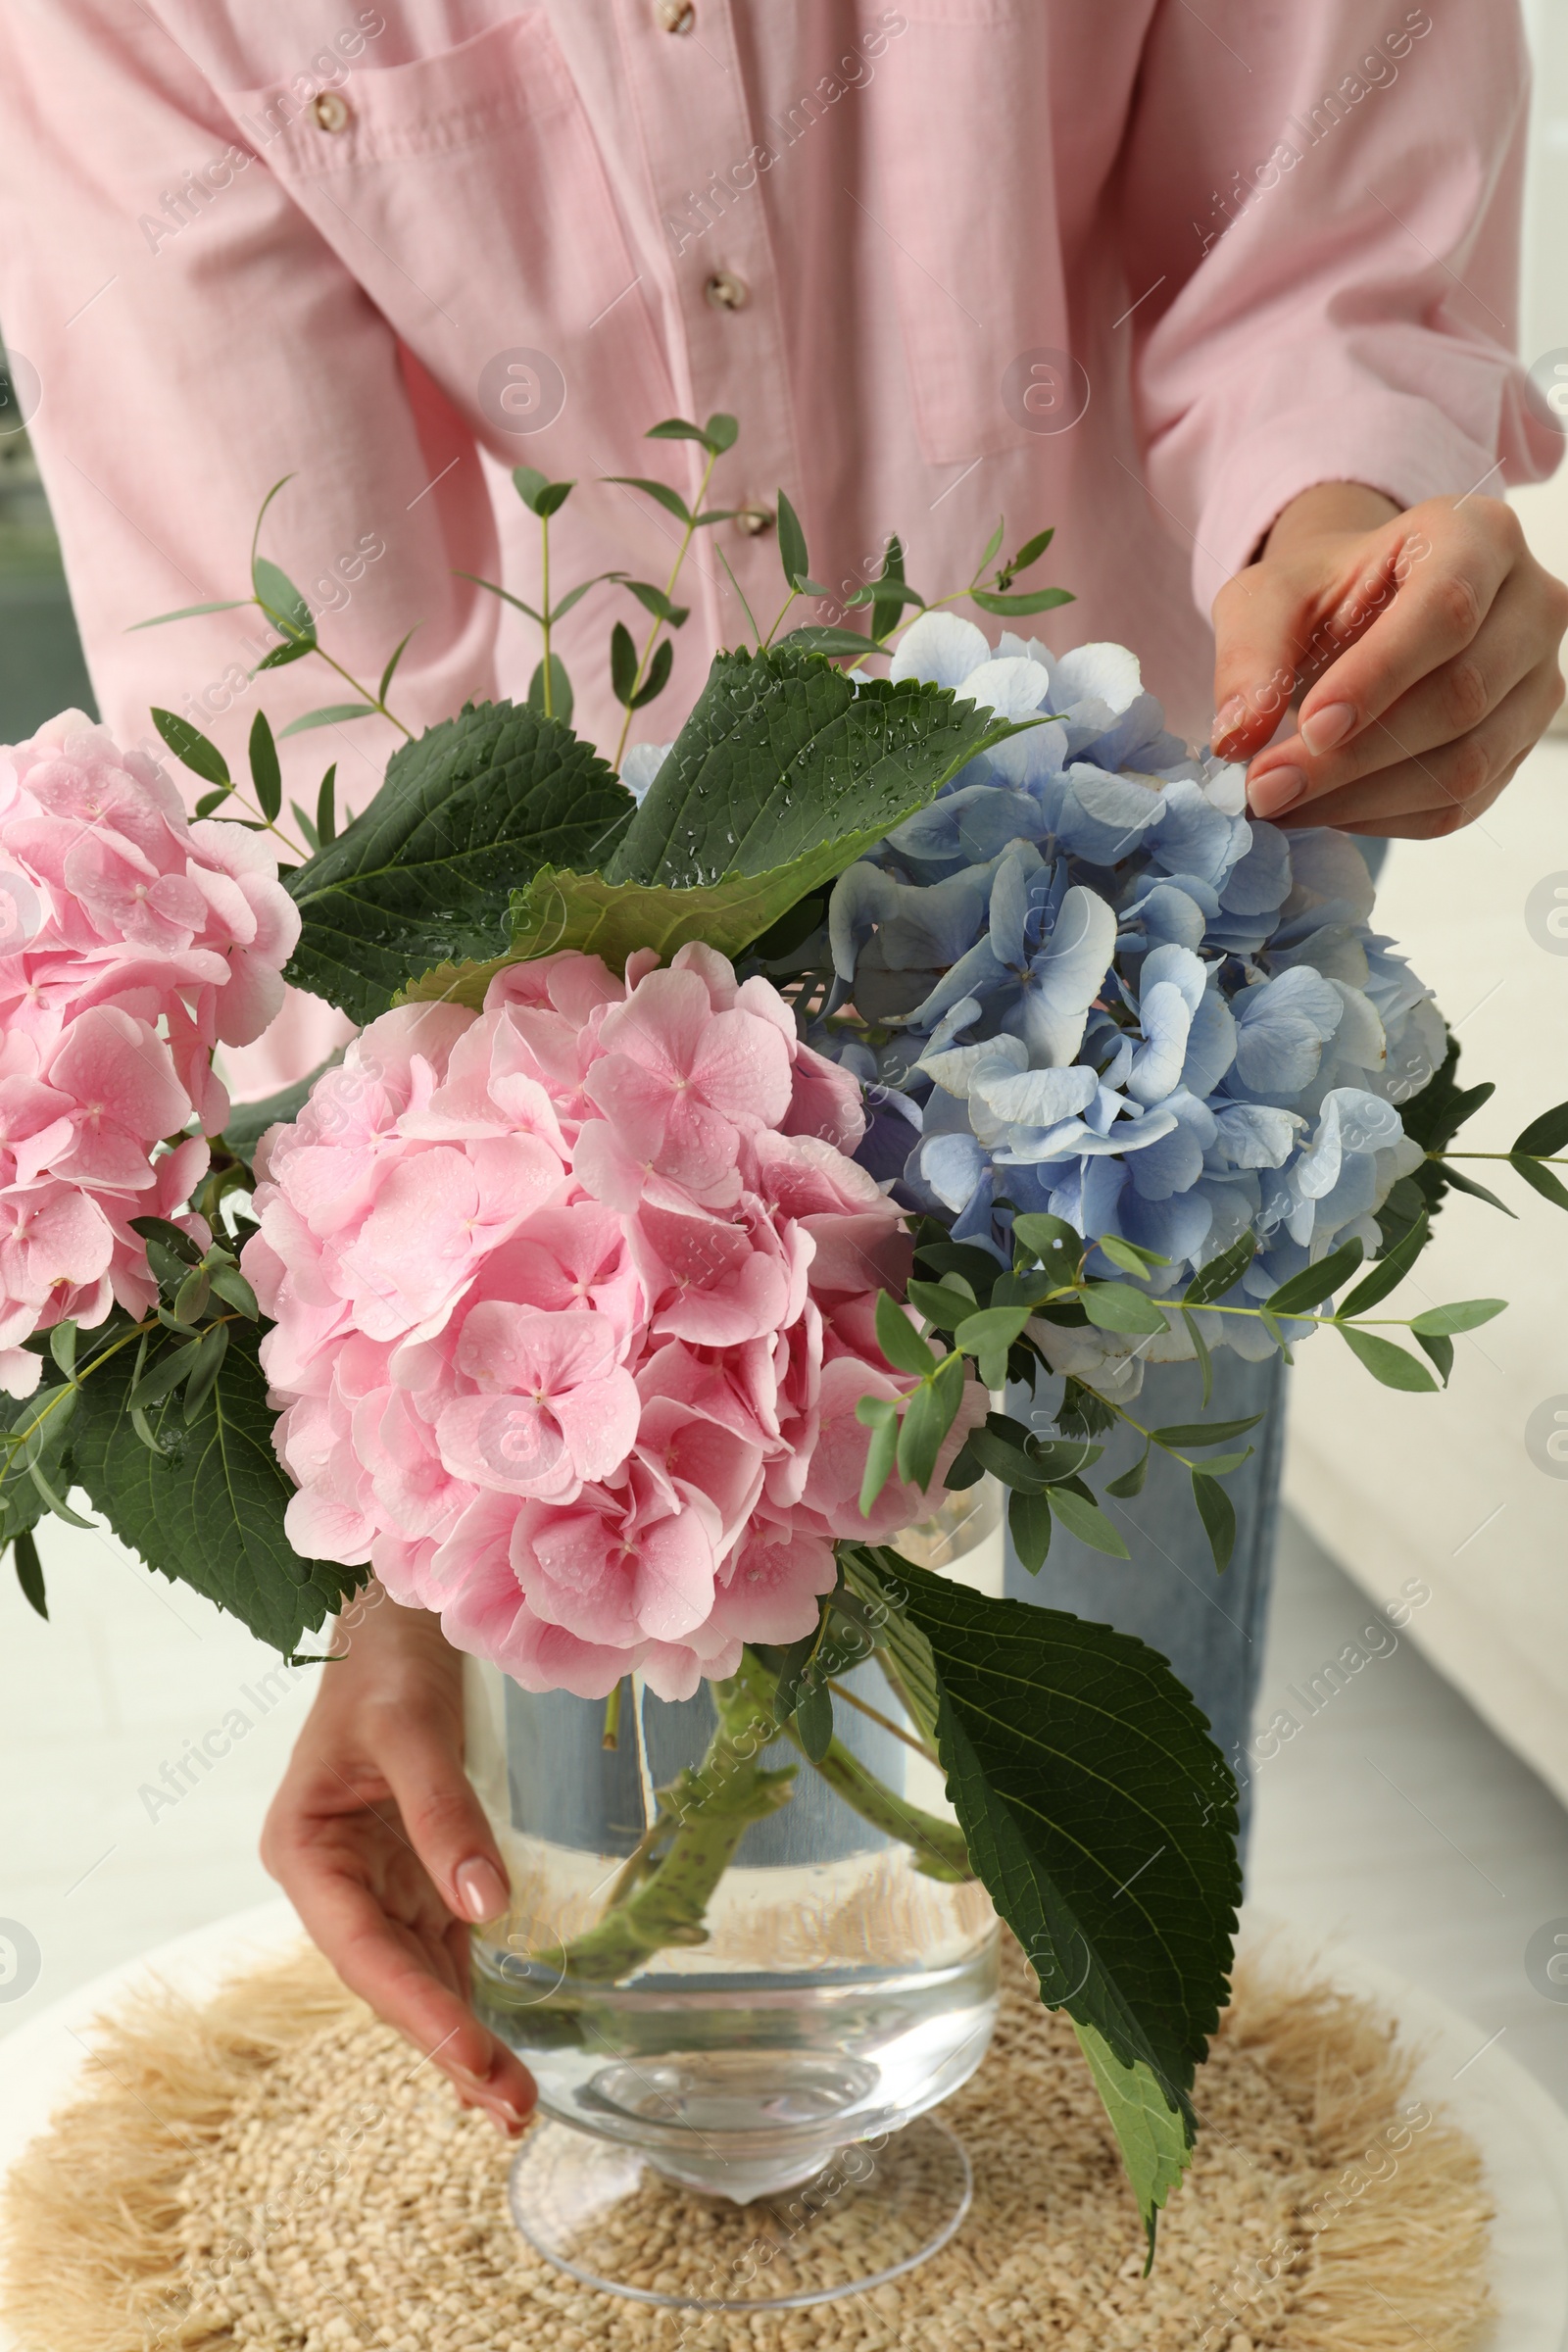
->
<box><xmin>813</xmin><ymin>612</ymin><xmax>1444</xmax><ymax>1396</ymax></box>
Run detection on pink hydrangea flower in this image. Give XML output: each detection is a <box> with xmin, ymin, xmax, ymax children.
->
<box><xmin>250</xmin><ymin>943</ymin><xmax>982</xmax><ymax>1698</ymax></box>
<box><xmin>0</xmin><ymin>712</ymin><xmax>299</xmax><ymax>1394</ymax></box>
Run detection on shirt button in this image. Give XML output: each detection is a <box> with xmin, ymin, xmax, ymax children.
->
<box><xmin>735</xmin><ymin>506</ymin><xmax>774</xmax><ymax>537</ymax></box>
<box><xmin>312</xmin><ymin>88</ymin><xmax>352</xmax><ymax>132</ymax></box>
<box><xmin>655</xmin><ymin>0</ymin><xmax>696</xmax><ymax>29</ymax></box>
<box><xmin>705</xmin><ymin>270</ymin><xmax>749</xmax><ymax>312</ymax></box>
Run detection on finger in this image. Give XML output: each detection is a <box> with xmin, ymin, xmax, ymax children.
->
<box><xmin>374</xmin><ymin>1710</ymin><xmax>514</xmax><ymax>1930</ymax></box>
<box><xmin>1250</xmin><ymin>567</ymin><xmax>1545</xmax><ymax>811</ymax></box>
<box><xmin>1293</xmin><ymin>502</ymin><xmax>1514</xmax><ymax>752</ymax></box>
<box><xmin>1273</xmin><ymin>668</ymin><xmax>1550</xmax><ymax>834</ymax></box>
<box><xmin>1208</xmin><ymin>561</ymin><xmax>1305</xmax><ymax>760</ymax></box>
<box><xmin>284</xmin><ymin>1852</ymin><xmax>536</xmax><ymax>2126</ymax></box>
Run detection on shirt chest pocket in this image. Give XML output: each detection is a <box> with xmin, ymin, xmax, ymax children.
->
<box><xmin>221</xmin><ymin>13</ymin><xmax>670</xmax><ymax>451</ymax></box>
<box><xmin>865</xmin><ymin>7</ymin><xmax>1068</xmax><ymax>467</ymax></box>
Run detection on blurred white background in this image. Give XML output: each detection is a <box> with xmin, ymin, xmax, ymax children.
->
<box><xmin>2</xmin><ymin>9</ymin><xmax>1568</xmax><ymax>2144</ymax></box>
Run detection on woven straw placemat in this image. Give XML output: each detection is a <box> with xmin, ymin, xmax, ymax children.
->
<box><xmin>2</xmin><ymin>1936</ymin><xmax>1491</xmax><ymax>2351</ymax></box>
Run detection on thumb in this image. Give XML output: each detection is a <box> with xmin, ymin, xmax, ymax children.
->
<box><xmin>380</xmin><ymin>1715</ymin><xmax>513</xmax><ymax>1926</ymax></box>
<box><xmin>1209</xmin><ymin>561</ymin><xmax>1308</xmax><ymax>760</ymax></box>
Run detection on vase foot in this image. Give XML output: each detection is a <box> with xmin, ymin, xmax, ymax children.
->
<box><xmin>507</xmin><ymin>2113</ymin><xmax>973</xmax><ymax>2311</ymax></box>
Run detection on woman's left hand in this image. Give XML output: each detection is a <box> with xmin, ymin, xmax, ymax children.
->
<box><xmin>1209</xmin><ymin>482</ymin><xmax>1568</xmax><ymax>837</ymax></box>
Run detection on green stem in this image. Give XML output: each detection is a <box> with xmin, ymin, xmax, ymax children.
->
<box><xmin>1440</xmin><ymin>1151</ymin><xmax>1566</xmax><ymax>1165</ymax></box>
<box><xmin>539</xmin><ymin>512</ymin><xmax>553</xmax><ymax>715</ymax></box>
<box><xmin>825</xmin><ymin>1676</ymin><xmax>937</xmax><ymax>1762</ymax></box>
<box><xmin>537</xmin><ymin>1675</ymin><xmax>796</xmax><ymax>1984</ymax></box>
<box><xmin>612</xmin><ymin>447</ymin><xmax>718</xmax><ymax>767</ymax></box>
<box><xmin>734</xmin><ymin>1653</ymin><xmax>971</xmax><ymax>1883</ymax></box>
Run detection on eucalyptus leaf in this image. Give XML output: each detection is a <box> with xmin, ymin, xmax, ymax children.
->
<box><xmin>1008</xmin><ymin>1486</ymin><xmax>1053</xmax><ymax>1571</ymax></box>
<box><xmin>1190</xmin><ymin>1468</ymin><xmax>1236</xmax><ymax>1574</ymax></box>
<box><xmin>151</xmin><ymin>709</ymin><xmax>229</xmax><ymax>790</ymax></box>
<box><xmin>1337</xmin><ymin>1325</ymin><xmax>1438</xmax><ymax>1393</ymax></box>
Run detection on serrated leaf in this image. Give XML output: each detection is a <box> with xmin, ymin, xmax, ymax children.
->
<box><xmin>969</xmin><ymin>586</ymin><xmax>1075</xmax><ymax>615</ymax></box>
<box><xmin>1338</xmin><ymin>1211</ymin><xmax>1432</xmax><ymax>1319</ymax></box>
<box><xmin>151</xmin><ymin>708</ymin><xmax>230</xmax><ymax>789</ymax></box>
<box><xmin>1337</xmin><ymin>1324</ymin><xmax>1438</xmax><ymax>1393</ymax></box>
<box><xmin>605</xmin><ymin>474</ymin><xmax>691</xmax><ymax>525</ymax></box>
<box><xmin>1510</xmin><ymin>1153</ymin><xmax>1568</xmax><ymax>1210</ymax></box>
<box><xmin>1044</xmin><ymin>1482</ymin><xmax>1130</xmax><ymax>1558</ymax></box>
<box><xmin>1082</xmin><ymin>1282</ymin><xmax>1169</xmax><ymax>1336</ymax></box>
<box><xmin>1008</xmin><ymin>1485</ymin><xmax>1053</xmax><ymax>1571</ymax></box>
<box><xmin>283</xmin><ymin>701</ymin><xmax>635</xmax><ymax>1022</ymax></box>
<box><xmin>1408</xmin><ymin>1298</ymin><xmax>1505</xmax><ymax>1337</ymax></box>
<box><xmin>605</xmin><ymin>644</ymin><xmax>1013</xmax><ymax>897</ymax></box>
<box><xmin>867</xmin><ymin>1556</ymin><xmax>1236</xmax><ymax>2238</ymax></box>
<box><xmin>1190</xmin><ymin>1468</ymin><xmax>1236</xmax><ymax>1573</ymax></box>
<box><xmin>70</xmin><ymin>1317</ymin><xmax>366</xmax><ymax>1650</ymax></box>
<box><xmin>1182</xmin><ymin>1233</ymin><xmax>1256</xmax><ymax>1310</ymax></box>
<box><xmin>773</xmin><ymin>625</ymin><xmax>874</xmax><ymax>660</ymax></box>
<box><xmin>1512</xmin><ymin>1102</ymin><xmax>1568</xmax><ymax>1158</ymax></box>
<box><xmin>1262</xmin><ymin>1238</ymin><xmax>1364</xmax><ymax>1320</ymax></box>
<box><xmin>1072</xmin><ymin>2021</ymin><xmax>1190</xmax><ymax>2264</ymax></box>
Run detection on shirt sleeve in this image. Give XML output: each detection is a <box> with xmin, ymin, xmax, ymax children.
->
<box><xmin>0</xmin><ymin>0</ymin><xmax>502</xmax><ymax>804</ymax></box>
<box><xmin>1116</xmin><ymin>1</ymin><xmax>1562</xmax><ymax>614</ymax></box>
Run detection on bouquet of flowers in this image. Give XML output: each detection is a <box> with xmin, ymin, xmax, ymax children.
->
<box><xmin>4</xmin><ymin>412</ymin><xmax>1562</xmax><ymax>2250</ymax></box>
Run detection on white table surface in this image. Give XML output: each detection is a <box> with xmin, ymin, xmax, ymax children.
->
<box><xmin>1</xmin><ymin>1901</ymin><xmax>1564</xmax><ymax>2349</ymax></box>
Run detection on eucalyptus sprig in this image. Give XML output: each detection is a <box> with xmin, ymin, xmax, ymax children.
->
<box><xmin>132</xmin><ymin>475</ymin><xmax>416</xmax><ymax>746</ymax></box>
<box><xmin>858</xmin><ymin>1202</ymin><xmax>1518</xmax><ymax>1578</ymax></box>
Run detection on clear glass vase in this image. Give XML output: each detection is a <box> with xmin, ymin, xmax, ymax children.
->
<box><xmin>465</xmin><ymin>1483</ymin><xmax>1004</xmax><ymax>2308</ymax></box>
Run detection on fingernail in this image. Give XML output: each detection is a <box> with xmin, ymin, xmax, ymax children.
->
<box><xmin>1300</xmin><ymin>700</ymin><xmax>1356</xmax><ymax>755</ymax></box>
<box><xmin>455</xmin><ymin>1857</ymin><xmax>509</xmax><ymax>1923</ymax></box>
<box><xmin>1210</xmin><ymin>694</ymin><xmax>1250</xmax><ymax>748</ymax></box>
<box><xmin>1249</xmin><ymin>764</ymin><xmax>1309</xmax><ymax>818</ymax></box>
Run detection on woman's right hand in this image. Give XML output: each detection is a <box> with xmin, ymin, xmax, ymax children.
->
<box><xmin>259</xmin><ymin>1585</ymin><xmax>536</xmax><ymax>2137</ymax></box>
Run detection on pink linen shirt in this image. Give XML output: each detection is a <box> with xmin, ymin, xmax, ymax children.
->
<box><xmin>0</xmin><ymin>1</ymin><xmax>1556</xmax><ymax>1092</ymax></box>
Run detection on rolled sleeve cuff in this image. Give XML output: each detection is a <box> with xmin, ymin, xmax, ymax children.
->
<box><xmin>1185</xmin><ymin>391</ymin><xmax>1499</xmax><ymax>616</ymax></box>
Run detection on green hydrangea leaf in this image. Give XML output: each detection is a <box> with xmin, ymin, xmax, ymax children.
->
<box><xmin>283</xmin><ymin>701</ymin><xmax>636</xmax><ymax>1021</ymax></box>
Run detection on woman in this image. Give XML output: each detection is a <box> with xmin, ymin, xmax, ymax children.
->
<box><xmin>2</xmin><ymin>0</ymin><xmax>1563</xmax><ymax>2135</ymax></box>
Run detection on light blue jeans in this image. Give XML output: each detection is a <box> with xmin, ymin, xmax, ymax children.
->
<box><xmin>1004</xmin><ymin>1349</ymin><xmax>1286</xmax><ymax>1862</ymax></box>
